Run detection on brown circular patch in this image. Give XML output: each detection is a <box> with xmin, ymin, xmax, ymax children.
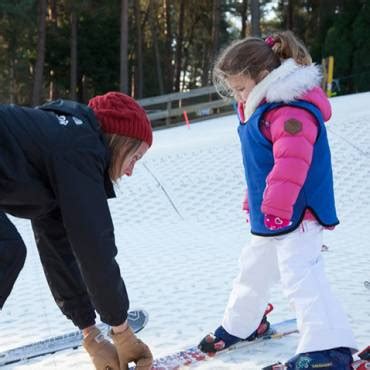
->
<box><xmin>284</xmin><ymin>119</ymin><xmax>302</xmax><ymax>134</ymax></box>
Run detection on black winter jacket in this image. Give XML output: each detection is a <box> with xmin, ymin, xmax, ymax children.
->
<box><xmin>0</xmin><ymin>100</ymin><xmax>129</xmax><ymax>326</ymax></box>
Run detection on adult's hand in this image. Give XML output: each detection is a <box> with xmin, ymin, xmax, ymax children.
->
<box><xmin>111</xmin><ymin>326</ymin><xmax>153</xmax><ymax>370</ymax></box>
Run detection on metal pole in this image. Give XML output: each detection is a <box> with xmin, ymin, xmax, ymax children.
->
<box><xmin>326</xmin><ymin>56</ymin><xmax>334</xmax><ymax>97</ymax></box>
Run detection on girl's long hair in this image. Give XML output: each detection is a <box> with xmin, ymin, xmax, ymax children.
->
<box><xmin>213</xmin><ymin>30</ymin><xmax>312</xmax><ymax>98</ymax></box>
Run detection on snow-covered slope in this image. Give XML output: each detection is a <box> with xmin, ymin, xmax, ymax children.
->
<box><xmin>1</xmin><ymin>92</ymin><xmax>369</xmax><ymax>369</ymax></box>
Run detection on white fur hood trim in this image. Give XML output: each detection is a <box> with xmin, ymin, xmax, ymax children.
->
<box><xmin>243</xmin><ymin>59</ymin><xmax>322</xmax><ymax>121</ymax></box>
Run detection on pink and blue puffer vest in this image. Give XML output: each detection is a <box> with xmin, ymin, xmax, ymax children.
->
<box><xmin>238</xmin><ymin>100</ymin><xmax>339</xmax><ymax>236</ymax></box>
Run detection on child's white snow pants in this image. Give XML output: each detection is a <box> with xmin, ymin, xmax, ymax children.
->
<box><xmin>222</xmin><ymin>221</ymin><xmax>357</xmax><ymax>354</ymax></box>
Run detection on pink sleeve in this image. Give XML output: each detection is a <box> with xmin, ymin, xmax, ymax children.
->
<box><xmin>261</xmin><ymin>107</ymin><xmax>318</xmax><ymax>220</ymax></box>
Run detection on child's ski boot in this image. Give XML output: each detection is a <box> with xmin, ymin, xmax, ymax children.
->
<box><xmin>284</xmin><ymin>347</ymin><xmax>353</xmax><ymax>369</ymax></box>
<box><xmin>198</xmin><ymin>303</ymin><xmax>273</xmax><ymax>354</ymax></box>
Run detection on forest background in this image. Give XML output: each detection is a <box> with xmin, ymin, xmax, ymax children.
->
<box><xmin>0</xmin><ymin>0</ymin><xmax>369</xmax><ymax>106</ymax></box>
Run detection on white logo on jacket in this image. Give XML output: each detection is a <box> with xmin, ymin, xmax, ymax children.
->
<box><xmin>56</xmin><ymin>115</ymin><xmax>84</xmax><ymax>126</ymax></box>
<box><xmin>57</xmin><ymin>115</ymin><xmax>68</xmax><ymax>125</ymax></box>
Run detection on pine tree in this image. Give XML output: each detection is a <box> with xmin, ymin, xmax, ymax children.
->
<box><xmin>352</xmin><ymin>0</ymin><xmax>370</xmax><ymax>92</ymax></box>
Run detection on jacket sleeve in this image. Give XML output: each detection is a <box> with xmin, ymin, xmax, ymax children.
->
<box><xmin>261</xmin><ymin>107</ymin><xmax>318</xmax><ymax>220</ymax></box>
<box><xmin>47</xmin><ymin>149</ymin><xmax>129</xmax><ymax>326</ymax></box>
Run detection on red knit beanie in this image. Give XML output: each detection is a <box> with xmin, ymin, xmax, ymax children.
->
<box><xmin>88</xmin><ymin>92</ymin><xmax>152</xmax><ymax>147</ymax></box>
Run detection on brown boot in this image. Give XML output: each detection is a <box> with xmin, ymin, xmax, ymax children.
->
<box><xmin>111</xmin><ymin>326</ymin><xmax>153</xmax><ymax>370</ymax></box>
<box><xmin>83</xmin><ymin>327</ymin><xmax>120</xmax><ymax>370</ymax></box>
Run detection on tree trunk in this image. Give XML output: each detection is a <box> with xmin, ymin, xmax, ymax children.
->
<box><xmin>287</xmin><ymin>0</ymin><xmax>294</xmax><ymax>30</ymax></box>
<box><xmin>70</xmin><ymin>6</ymin><xmax>78</xmax><ymax>100</ymax></box>
<box><xmin>201</xmin><ymin>45</ymin><xmax>210</xmax><ymax>87</ymax></box>
<box><xmin>9</xmin><ymin>56</ymin><xmax>16</xmax><ymax>104</ymax></box>
<box><xmin>240</xmin><ymin>0</ymin><xmax>249</xmax><ymax>38</ymax></box>
<box><xmin>48</xmin><ymin>0</ymin><xmax>58</xmax><ymax>100</ymax></box>
<box><xmin>149</xmin><ymin>0</ymin><xmax>164</xmax><ymax>95</ymax></box>
<box><xmin>32</xmin><ymin>0</ymin><xmax>47</xmax><ymax>106</ymax></box>
<box><xmin>174</xmin><ymin>0</ymin><xmax>185</xmax><ymax>92</ymax></box>
<box><xmin>49</xmin><ymin>0</ymin><xmax>57</xmax><ymax>21</ymax></box>
<box><xmin>163</xmin><ymin>0</ymin><xmax>174</xmax><ymax>92</ymax></box>
<box><xmin>120</xmin><ymin>0</ymin><xmax>129</xmax><ymax>93</ymax></box>
<box><xmin>134</xmin><ymin>0</ymin><xmax>143</xmax><ymax>98</ymax></box>
<box><xmin>211</xmin><ymin>0</ymin><xmax>221</xmax><ymax>62</ymax></box>
<box><xmin>49</xmin><ymin>69</ymin><xmax>55</xmax><ymax>101</ymax></box>
<box><xmin>202</xmin><ymin>0</ymin><xmax>221</xmax><ymax>86</ymax></box>
<box><xmin>250</xmin><ymin>0</ymin><xmax>261</xmax><ymax>37</ymax></box>
<box><xmin>181</xmin><ymin>12</ymin><xmax>199</xmax><ymax>89</ymax></box>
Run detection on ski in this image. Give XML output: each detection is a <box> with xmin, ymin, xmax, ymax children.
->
<box><xmin>129</xmin><ymin>319</ymin><xmax>297</xmax><ymax>370</ymax></box>
<box><xmin>0</xmin><ymin>309</ymin><xmax>148</xmax><ymax>366</ymax></box>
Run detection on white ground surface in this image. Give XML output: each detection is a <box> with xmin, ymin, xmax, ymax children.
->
<box><xmin>0</xmin><ymin>92</ymin><xmax>369</xmax><ymax>369</ymax></box>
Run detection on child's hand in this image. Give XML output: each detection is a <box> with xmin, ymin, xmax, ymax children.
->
<box><xmin>242</xmin><ymin>191</ymin><xmax>249</xmax><ymax>223</ymax></box>
<box><xmin>245</xmin><ymin>211</ymin><xmax>250</xmax><ymax>224</ymax></box>
<box><xmin>264</xmin><ymin>214</ymin><xmax>291</xmax><ymax>230</ymax></box>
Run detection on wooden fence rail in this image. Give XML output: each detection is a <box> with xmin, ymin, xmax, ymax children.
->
<box><xmin>138</xmin><ymin>85</ymin><xmax>234</xmax><ymax>127</ymax></box>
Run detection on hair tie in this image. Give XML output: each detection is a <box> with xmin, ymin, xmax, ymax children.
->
<box><xmin>264</xmin><ymin>35</ymin><xmax>276</xmax><ymax>47</ymax></box>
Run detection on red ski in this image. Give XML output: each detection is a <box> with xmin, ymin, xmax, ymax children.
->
<box><xmin>129</xmin><ymin>319</ymin><xmax>298</xmax><ymax>370</ymax></box>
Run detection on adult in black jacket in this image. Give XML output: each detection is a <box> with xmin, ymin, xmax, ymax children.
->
<box><xmin>0</xmin><ymin>92</ymin><xmax>153</xmax><ymax>370</ymax></box>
